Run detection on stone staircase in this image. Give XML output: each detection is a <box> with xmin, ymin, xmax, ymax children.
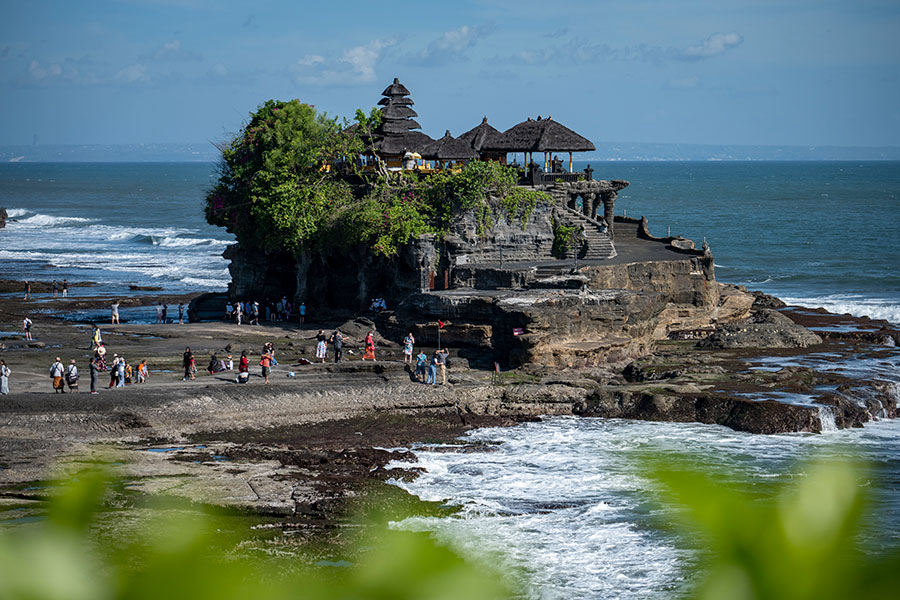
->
<box><xmin>558</xmin><ymin>206</ymin><xmax>617</xmax><ymax>260</ymax></box>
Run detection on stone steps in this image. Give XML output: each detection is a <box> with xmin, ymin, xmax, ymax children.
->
<box><xmin>558</xmin><ymin>207</ymin><xmax>617</xmax><ymax>260</ymax></box>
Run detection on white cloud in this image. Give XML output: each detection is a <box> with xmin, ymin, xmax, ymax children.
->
<box><xmin>289</xmin><ymin>39</ymin><xmax>395</xmax><ymax>86</ymax></box>
<box><xmin>143</xmin><ymin>39</ymin><xmax>202</xmax><ymax>62</ymax></box>
<box><xmin>21</xmin><ymin>59</ymin><xmax>99</xmax><ymax>86</ymax></box>
<box><xmin>675</xmin><ymin>32</ymin><xmax>743</xmax><ymax>61</ymax></box>
<box><xmin>115</xmin><ymin>63</ymin><xmax>149</xmax><ymax>84</ymax></box>
<box><xmin>412</xmin><ymin>24</ymin><xmax>496</xmax><ymax>66</ymax></box>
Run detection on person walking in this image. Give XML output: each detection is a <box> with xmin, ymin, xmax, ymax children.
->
<box><xmin>403</xmin><ymin>332</ymin><xmax>415</xmax><ymax>364</ymax></box>
<box><xmin>155</xmin><ymin>304</ymin><xmax>163</xmax><ymax>324</ymax></box>
<box><xmin>52</xmin><ymin>280</ymin><xmax>59</xmax><ymax>298</ymax></box>
<box><xmin>23</xmin><ymin>280</ymin><xmax>31</xmax><ymax>300</ymax></box>
<box><xmin>50</xmin><ymin>357</ymin><xmax>65</xmax><ymax>393</ymax></box>
<box><xmin>260</xmin><ymin>347</ymin><xmax>272</xmax><ymax>384</ymax></box>
<box><xmin>235</xmin><ymin>302</ymin><xmax>243</xmax><ymax>325</ymax></box>
<box><xmin>108</xmin><ymin>355</ymin><xmax>119</xmax><ymax>388</ymax></box>
<box><xmin>182</xmin><ymin>347</ymin><xmax>195</xmax><ymax>381</ymax></box>
<box><xmin>65</xmin><ymin>359</ymin><xmax>79</xmax><ymax>392</ymax></box>
<box><xmin>330</xmin><ymin>330</ymin><xmax>343</xmax><ymax>363</ymax></box>
<box><xmin>161</xmin><ymin>304</ymin><xmax>168</xmax><ymax>323</ymax></box>
<box><xmin>237</xmin><ymin>350</ymin><xmax>249</xmax><ymax>383</ymax></box>
<box><xmin>315</xmin><ymin>330</ymin><xmax>327</xmax><ymax>363</ymax></box>
<box><xmin>362</xmin><ymin>331</ymin><xmax>376</xmax><ymax>361</ymax></box>
<box><xmin>298</xmin><ymin>302</ymin><xmax>306</xmax><ymax>324</ymax></box>
<box><xmin>136</xmin><ymin>360</ymin><xmax>148</xmax><ymax>383</ymax></box>
<box><xmin>91</xmin><ymin>324</ymin><xmax>102</xmax><ymax>350</ymax></box>
<box><xmin>415</xmin><ymin>350</ymin><xmax>428</xmax><ymax>382</ymax></box>
<box><xmin>111</xmin><ymin>301</ymin><xmax>120</xmax><ymax>325</ymax></box>
<box><xmin>116</xmin><ymin>356</ymin><xmax>126</xmax><ymax>387</ymax></box>
<box><xmin>23</xmin><ymin>316</ymin><xmax>33</xmax><ymax>341</ymax></box>
<box><xmin>178</xmin><ymin>302</ymin><xmax>185</xmax><ymax>324</ymax></box>
<box><xmin>62</xmin><ymin>279</ymin><xmax>68</xmax><ymax>298</ymax></box>
<box><xmin>251</xmin><ymin>301</ymin><xmax>260</xmax><ymax>325</ymax></box>
<box><xmin>89</xmin><ymin>356</ymin><xmax>99</xmax><ymax>394</ymax></box>
<box><xmin>0</xmin><ymin>359</ymin><xmax>10</xmax><ymax>394</ymax></box>
<box><xmin>437</xmin><ymin>348</ymin><xmax>449</xmax><ymax>385</ymax></box>
<box><xmin>426</xmin><ymin>352</ymin><xmax>438</xmax><ymax>386</ymax></box>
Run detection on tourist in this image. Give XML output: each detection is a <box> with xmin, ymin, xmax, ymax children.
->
<box><xmin>426</xmin><ymin>352</ymin><xmax>438</xmax><ymax>385</ymax></box>
<box><xmin>136</xmin><ymin>360</ymin><xmax>148</xmax><ymax>383</ymax></box>
<box><xmin>23</xmin><ymin>280</ymin><xmax>31</xmax><ymax>300</ymax></box>
<box><xmin>437</xmin><ymin>348</ymin><xmax>449</xmax><ymax>385</ymax></box>
<box><xmin>403</xmin><ymin>332</ymin><xmax>415</xmax><ymax>364</ymax></box>
<box><xmin>89</xmin><ymin>356</ymin><xmax>99</xmax><ymax>393</ymax></box>
<box><xmin>108</xmin><ymin>355</ymin><xmax>119</xmax><ymax>388</ymax></box>
<box><xmin>182</xmin><ymin>347</ymin><xmax>195</xmax><ymax>381</ymax></box>
<box><xmin>237</xmin><ymin>350</ymin><xmax>249</xmax><ymax>383</ymax></box>
<box><xmin>23</xmin><ymin>316</ymin><xmax>33</xmax><ymax>341</ymax></box>
<box><xmin>315</xmin><ymin>330</ymin><xmax>327</xmax><ymax>363</ymax></box>
<box><xmin>251</xmin><ymin>301</ymin><xmax>260</xmax><ymax>325</ymax></box>
<box><xmin>363</xmin><ymin>331</ymin><xmax>376</xmax><ymax>361</ymax></box>
<box><xmin>298</xmin><ymin>302</ymin><xmax>306</xmax><ymax>324</ymax></box>
<box><xmin>96</xmin><ymin>346</ymin><xmax>107</xmax><ymax>372</ymax></box>
<box><xmin>116</xmin><ymin>356</ymin><xmax>126</xmax><ymax>387</ymax></box>
<box><xmin>91</xmin><ymin>324</ymin><xmax>102</xmax><ymax>350</ymax></box>
<box><xmin>0</xmin><ymin>359</ymin><xmax>10</xmax><ymax>394</ymax></box>
<box><xmin>178</xmin><ymin>302</ymin><xmax>185</xmax><ymax>324</ymax></box>
<box><xmin>65</xmin><ymin>359</ymin><xmax>79</xmax><ymax>392</ymax></box>
<box><xmin>62</xmin><ymin>279</ymin><xmax>68</xmax><ymax>298</ymax></box>
<box><xmin>124</xmin><ymin>362</ymin><xmax>133</xmax><ymax>384</ymax></box>
<box><xmin>330</xmin><ymin>329</ymin><xmax>343</xmax><ymax>363</ymax></box>
<box><xmin>111</xmin><ymin>301</ymin><xmax>120</xmax><ymax>325</ymax></box>
<box><xmin>50</xmin><ymin>357</ymin><xmax>65</xmax><ymax>393</ymax></box>
<box><xmin>235</xmin><ymin>301</ymin><xmax>243</xmax><ymax>325</ymax></box>
<box><xmin>52</xmin><ymin>280</ymin><xmax>59</xmax><ymax>298</ymax></box>
<box><xmin>225</xmin><ymin>355</ymin><xmax>234</xmax><ymax>371</ymax></box>
<box><xmin>267</xmin><ymin>342</ymin><xmax>278</xmax><ymax>366</ymax></box>
<box><xmin>155</xmin><ymin>304</ymin><xmax>163</xmax><ymax>324</ymax></box>
<box><xmin>161</xmin><ymin>304</ymin><xmax>168</xmax><ymax>323</ymax></box>
<box><xmin>207</xmin><ymin>354</ymin><xmax>220</xmax><ymax>375</ymax></box>
<box><xmin>415</xmin><ymin>350</ymin><xmax>428</xmax><ymax>382</ymax></box>
<box><xmin>225</xmin><ymin>301</ymin><xmax>233</xmax><ymax>320</ymax></box>
<box><xmin>260</xmin><ymin>347</ymin><xmax>272</xmax><ymax>384</ymax></box>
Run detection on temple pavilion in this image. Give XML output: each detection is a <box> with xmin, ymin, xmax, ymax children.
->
<box><xmin>364</xmin><ymin>78</ymin><xmax>596</xmax><ymax>181</ymax></box>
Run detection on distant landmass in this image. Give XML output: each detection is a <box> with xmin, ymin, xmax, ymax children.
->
<box><xmin>2</xmin><ymin>141</ymin><xmax>899</xmax><ymax>163</ymax></box>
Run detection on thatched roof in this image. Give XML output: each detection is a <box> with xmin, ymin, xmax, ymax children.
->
<box><xmin>378</xmin><ymin>96</ymin><xmax>414</xmax><ymax>106</ymax></box>
<box><xmin>422</xmin><ymin>130</ymin><xmax>477</xmax><ymax>161</ymax></box>
<box><xmin>381</xmin><ymin>77</ymin><xmax>410</xmax><ymax>97</ymax></box>
<box><xmin>483</xmin><ymin>117</ymin><xmax>595</xmax><ymax>152</ymax></box>
<box><xmin>378</xmin><ymin>119</ymin><xmax>422</xmax><ymax>135</ymax></box>
<box><xmin>458</xmin><ymin>116</ymin><xmax>502</xmax><ymax>152</ymax></box>
<box><xmin>380</xmin><ymin>104</ymin><xmax>418</xmax><ymax>120</ymax></box>
<box><xmin>376</xmin><ymin>131</ymin><xmax>434</xmax><ymax>155</ymax></box>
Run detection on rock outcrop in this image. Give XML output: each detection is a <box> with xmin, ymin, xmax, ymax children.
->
<box><xmin>698</xmin><ymin>309</ymin><xmax>823</xmax><ymax>349</ymax></box>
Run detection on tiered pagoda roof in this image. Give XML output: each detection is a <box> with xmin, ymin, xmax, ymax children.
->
<box><xmin>373</xmin><ymin>78</ymin><xmax>432</xmax><ymax>155</ymax></box>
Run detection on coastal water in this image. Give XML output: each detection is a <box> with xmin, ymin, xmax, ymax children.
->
<box><xmin>389</xmin><ymin>415</ymin><xmax>900</xmax><ymax>599</ymax></box>
<box><xmin>2</xmin><ymin>160</ymin><xmax>899</xmax><ymax>595</ymax></box>
<box><xmin>0</xmin><ymin>162</ymin><xmax>231</xmax><ymax>295</ymax></box>
<box><xmin>2</xmin><ymin>160</ymin><xmax>898</xmax><ymax>323</ymax></box>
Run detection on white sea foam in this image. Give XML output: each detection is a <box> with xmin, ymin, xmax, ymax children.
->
<box><xmin>16</xmin><ymin>213</ymin><xmax>95</xmax><ymax>226</ymax></box>
<box><xmin>389</xmin><ymin>416</ymin><xmax>900</xmax><ymax>598</ymax></box>
<box><xmin>782</xmin><ymin>294</ymin><xmax>900</xmax><ymax>325</ymax></box>
<box><xmin>5</xmin><ymin>208</ymin><xmax>29</xmax><ymax>218</ymax></box>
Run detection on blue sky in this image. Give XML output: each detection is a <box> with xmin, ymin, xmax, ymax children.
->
<box><xmin>2</xmin><ymin>0</ymin><xmax>899</xmax><ymax>148</ymax></box>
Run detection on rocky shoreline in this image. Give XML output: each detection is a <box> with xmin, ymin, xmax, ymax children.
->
<box><xmin>1</xmin><ymin>285</ymin><xmax>898</xmax><ymax>555</ymax></box>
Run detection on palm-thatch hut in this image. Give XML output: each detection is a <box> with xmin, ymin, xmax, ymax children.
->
<box><xmin>458</xmin><ymin>117</ymin><xmax>504</xmax><ymax>162</ymax></box>
<box><xmin>422</xmin><ymin>130</ymin><xmax>477</xmax><ymax>164</ymax></box>
<box><xmin>483</xmin><ymin>116</ymin><xmax>595</xmax><ymax>172</ymax></box>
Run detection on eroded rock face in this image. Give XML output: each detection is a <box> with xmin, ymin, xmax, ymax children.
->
<box><xmin>698</xmin><ymin>309</ymin><xmax>823</xmax><ymax>349</ymax></box>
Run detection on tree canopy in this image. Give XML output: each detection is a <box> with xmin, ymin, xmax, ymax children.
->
<box><xmin>205</xmin><ymin>100</ymin><xmax>550</xmax><ymax>258</ymax></box>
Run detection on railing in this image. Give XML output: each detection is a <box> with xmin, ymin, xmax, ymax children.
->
<box><xmin>519</xmin><ymin>165</ymin><xmax>595</xmax><ymax>186</ymax></box>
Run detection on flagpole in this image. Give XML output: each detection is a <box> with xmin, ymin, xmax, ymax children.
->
<box><xmin>437</xmin><ymin>322</ymin><xmax>441</xmax><ymax>349</ymax></box>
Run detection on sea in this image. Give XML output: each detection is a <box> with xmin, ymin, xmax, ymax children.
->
<box><xmin>2</xmin><ymin>160</ymin><xmax>899</xmax><ymax>596</ymax></box>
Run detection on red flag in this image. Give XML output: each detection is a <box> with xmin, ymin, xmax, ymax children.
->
<box><xmin>438</xmin><ymin>320</ymin><xmax>444</xmax><ymax>329</ymax></box>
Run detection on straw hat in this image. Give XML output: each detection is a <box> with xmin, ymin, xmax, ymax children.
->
<box><xmin>97</xmin><ymin>346</ymin><xmax>107</xmax><ymax>356</ymax></box>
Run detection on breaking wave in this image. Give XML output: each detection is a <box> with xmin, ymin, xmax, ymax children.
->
<box><xmin>782</xmin><ymin>294</ymin><xmax>900</xmax><ymax>325</ymax></box>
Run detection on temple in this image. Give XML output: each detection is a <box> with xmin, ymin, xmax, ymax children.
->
<box><xmin>211</xmin><ymin>77</ymin><xmax>727</xmax><ymax>368</ymax></box>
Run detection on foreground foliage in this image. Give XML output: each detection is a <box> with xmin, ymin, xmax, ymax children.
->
<box><xmin>205</xmin><ymin>100</ymin><xmax>550</xmax><ymax>258</ymax></box>
<box><xmin>0</xmin><ymin>469</ymin><xmax>513</xmax><ymax>600</ymax></box>
<box><xmin>648</xmin><ymin>457</ymin><xmax>900</xmax><ymax>600</ymax></box>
